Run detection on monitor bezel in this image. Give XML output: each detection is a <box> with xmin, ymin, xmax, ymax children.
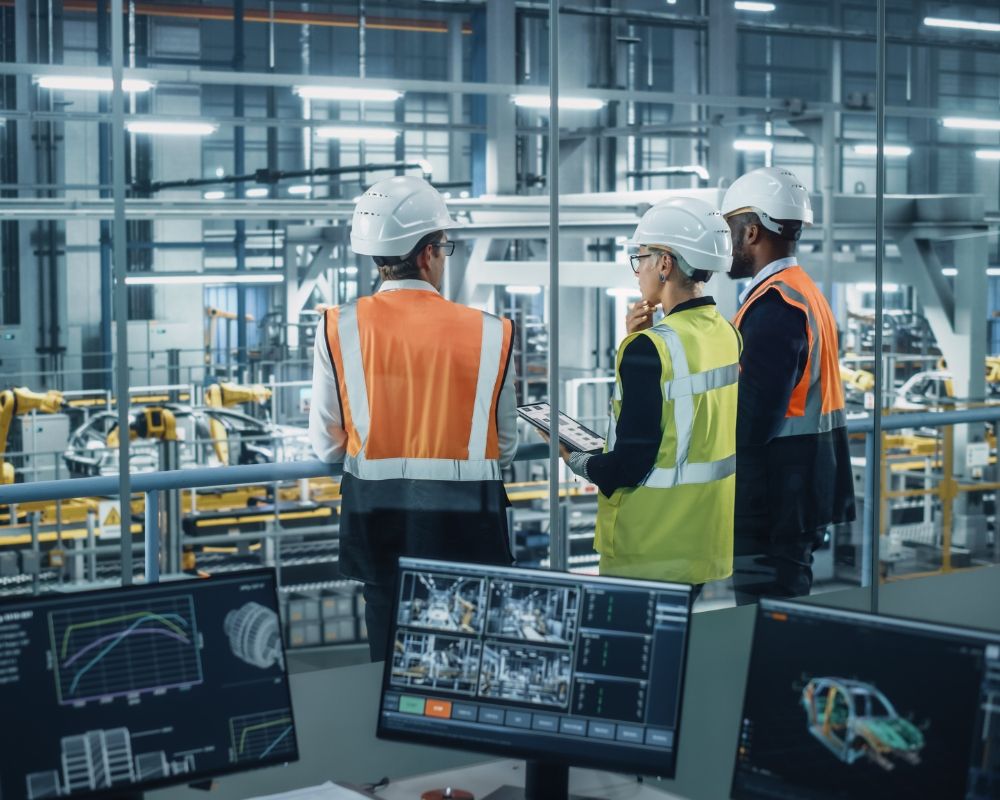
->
<box><xmin>729</xmin><ymin>597</ymin><xmax>1000</xmax><ymax>800</ymax></box>
<box><xmin>0</xmin><ymin>567</ymin><xmax>299</xmax><ymax>800</ymax></box>
<box><xmin>376</xmin><ymin>557</ymin><xmax>695</xmax><ymax>779</ymax></box>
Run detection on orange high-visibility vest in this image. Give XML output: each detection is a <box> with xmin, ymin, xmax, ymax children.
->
<box><xmin>325</xmin><ymin>287</ymin><xmax>514</xmax><ymax>481</ymax></box>
<box><xmin>733</xmin><ymin>265</ymin><xmax>846</xmax><ymax>437</ymax></box>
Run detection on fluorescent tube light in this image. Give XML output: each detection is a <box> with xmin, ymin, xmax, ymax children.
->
<box><xmin>294</xmin><ymin>86</ymin><xmax>402</xmax><ymax>102</ymax></box>
<box><xmin>941</xmin><ymin>117</ymin><xmax>1000</xmax><ymax>131</ymax></box>
<box><xmin>35</xmin><ymin>76</ymin><xmax>154</xmax><ymax>92</ymax></box>
<box><xmin>853</xmin><ymin>144</ymin><xmax>913</xmax><ymax>157</ymax></box>
<box><xmin>245</xmin><ymin>187</ymin><xmax>269</xmax><ymax>198</ymax></box>
<box><xmin>511</xmin><ymin>95</ymin><xmax>606</xmax><ymax>111</ymax></box>
<box><xmin>942</xmin><ymin>268</ymin><xmax>958</xmax><ymax>277</ymax></box>
<box><xmin>505</xmin><ymin>285</ymin><xmax>542</xmax><ymax>296</ymax></box>
<box><xmin>126</xmin><ymin>121</ymin><xmax>217</xmax><ymax>136</ymax></box>
<box><xmin>989</xmin><ymin>268</ymin><xmax>1000</xmax><ymax>277</ymax></box>
<box><xmin>606</xmin><ymin>287</ymin><xmax>641</xmax><ymax>298</ymax></box>
<box><xmin>734</xmin><ymin>138</ymin><xmax>774</xmax><ymax>152</ymax></box>
<box><xmin>315</xmin><ymin>126</ymin><xmax>399</xmax><ymax>142</ymax></box>
<box><xmin>734</xmin><ymin>1</ymin><xmax>776</xmax><ymax>11</ymax></box>
<box><xmin>857</xmin><ymin>282</ymin><xmax>899</xmax><ymax>292</ymax></box>
<box><xmin>975</xmin><ymin>149</ymin><xmax>1000</xmax><ymax>160</ymax></box>
<box><xmin>288</xmin><ymin>184</ymin><xmax>313</xmax><ymax>196</ymax></box>
<box><xmin>923</xmin><ymin>17</ymin><xmax>1000</xmax><ymax>33</ymax></box>
<box><xmin>203</xmin><ymin>191</ymin><xmax>226</xmax><ymax>200</ymax></box>
<box><xmin>125</xmin><ymin>273</ymin><xmax>284</xmax><ymax>286</ymax></box>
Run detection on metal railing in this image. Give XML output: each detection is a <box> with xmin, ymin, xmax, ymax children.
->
<box><xmin>3</xmin><ymin>409</ymin><xmax>1000</xmax><ymax>603</ymax></box>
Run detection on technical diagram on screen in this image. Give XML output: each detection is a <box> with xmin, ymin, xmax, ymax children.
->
<box><xmin>517</xmin><ymin>403</ymin><xmax>605</xmax><ymax>454</ymax></box>
<box><xmin>731</xmin><ymin>599</ymin><xmax>1000</xmax><ymax>800</ymax></box>
<box><xmin>0</xmin><ymin>568</ymin><xmax>297</xmax><ymax>800</ymax></box>
<box><xmin>378</xmin><ymin>558</ymin><xmax>694</xmax><ymax>800</ymax></box>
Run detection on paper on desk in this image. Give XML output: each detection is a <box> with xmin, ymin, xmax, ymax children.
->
<box><xmin>246</xmin><ymin>781</ymin><xmax>373</xmax><ymax>800</ymax></box>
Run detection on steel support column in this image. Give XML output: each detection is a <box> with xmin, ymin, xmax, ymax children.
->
<box><xmin>111</xmin><ymin>0</ymin><xmax>133</xmax><ymax>585</ymax></box>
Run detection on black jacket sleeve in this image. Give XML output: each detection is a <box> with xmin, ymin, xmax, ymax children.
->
<box><xmin>736</xmin><ymin>289</ymin><xmax>809</xmax><ymax>446</ymax></box>
<box><xmin>585</xmin><ymin>334</ymin><xmax>663</xmax><ymax>497</ymax></box>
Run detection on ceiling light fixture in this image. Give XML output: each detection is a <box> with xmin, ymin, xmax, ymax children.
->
<box><xmin>923</xmin><ymin>17</ymin><xmax>1000</xmax><ymax>33</ymax></box>
<box><xmin>734</xmin><ymin>1</ymin><xmax>776</xmax><ymax>12</ymax></box>
<box><xmin>36</xmin><ymin>76</ymin><xmax>154</xmax><ymax>92</ymax></box>
<box><xmin>203</xmin><ymin>191</ymin><xmax>226</xmax><ymax>200</ymax></box>
<box><xmin>125</xmin><ymin>273</ymin><xmax>284</xmax><ymax>286</ymax></box>
<box><xmin>126</xmin><ymin>121</ymin><xmax>217</xmax><ymax>136</ymax></box>
<box><xmin>511</xmin><ymin>95</ymin><xmax>606</xmax><ymax>111</ymax></box>
<box><xmin>315</xmin><ymin>125</ymin><xmax>399</xmax><ymax>142</ymax></box>
<box><xmin>293</xmin><ymin>86</ymin><xmax>403</xmax><ymax>103</ymax></box>
<box><xmin>288</xmin><ymin>184</ymin><xmax>313</xmax><ymax>196</ymax></box>
<box><xmin>733</xmin><ymin>138</ymin><xmax>774</xmax><ymax>152</ymax></box>
<box><xmin>975</xmin><ymin>149</ymin><xmax>1000</xmax><ymax>160</ymax></box>
<box><xmin>245</xmin><ymin>187</ymin><xmax>269</xmax><ymax>198</ymax></box>
<box><xmin>853</xmin><ymin>144</ymin><xmax>913</xmax><ymax>157</ymax></box>
<box><xmin>941</xmin><ymin>117</ymin><xmax>1000</xmax><ymax>131</ymax></box>
<box><xmin>505</xmin><ymin>285</ymin><xmax>542</xmax><ymax>296</ymax></box>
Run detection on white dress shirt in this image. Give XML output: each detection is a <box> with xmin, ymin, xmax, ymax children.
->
<box><xmin>308</xmin><ymin>279</ymin><xmax>520</xmax><ymax>469</ymax></box>
<box><xmin>737</xmin><ymin>256</ymin><xmax>799</xmax><ymax>307</ymax></box>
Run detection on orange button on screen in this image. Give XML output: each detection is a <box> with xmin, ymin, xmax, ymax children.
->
<box><xmin>425</xmin><ymin>699</ymin><xmax>452</xmax><ymax>719</ymax></box>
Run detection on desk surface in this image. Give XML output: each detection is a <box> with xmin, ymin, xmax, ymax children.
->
<box><xmin>376</xmin><ymin>760</ymin><xmax>687</xmax><ymax>800</ymax></box>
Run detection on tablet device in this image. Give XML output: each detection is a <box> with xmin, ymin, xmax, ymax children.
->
<box><xmin>517</xmin><ymin>402</ymin><xmax>605</xmax><ymax>454</ymax></box>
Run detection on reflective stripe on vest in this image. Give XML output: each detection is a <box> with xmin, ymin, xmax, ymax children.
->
<box><xmin>331</xmin><ymin>298</ymin><xmax>509</xmax><ymax>482</ymax></box>
<box><xmin>642</xmin><ymin>322</ymin><xmax>739</xmax><ymax>489</ymax></box>
<box><xmin>734</xmin><ymin>266</ymin><xmax>847</xmax><ymax>438</ymax></box>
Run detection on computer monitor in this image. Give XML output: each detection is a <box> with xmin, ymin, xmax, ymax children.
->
<box><xmin>377</xmin><ymin>558</ymin><xmax>693</xmax><ymax>799</ymax></box>
<box><xmin>731</xmin><ymin>599</ymin><xmax>1000</xmax><ymax>800</ymax></box>
<box><xmin>0</xmin><ymin>568</ymin><xmax>297</xmax><ymax>800</ymax></box>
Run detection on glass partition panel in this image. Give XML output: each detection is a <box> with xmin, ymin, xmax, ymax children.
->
<box><xmin>877</xmin><ymin>1</ymin><xmax>1000</xmax><ymax>622</ymax></box>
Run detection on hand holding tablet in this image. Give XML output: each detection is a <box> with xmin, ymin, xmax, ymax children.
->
<box><xmin>517</xmin><ymin>403</ymin><xmax>605</xmax><ymax>455</ymax></box>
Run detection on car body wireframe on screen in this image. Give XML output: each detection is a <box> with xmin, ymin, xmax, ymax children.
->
<box><xmin>800</xmin><ymin>677</ymin><xmax>925</xmax><ymax>770</ymax></box>
<box><xmin>732</xmin><ymin>599</ymin><xmax>1000</xmax><ymax>800</ymax></box>
<box><xmin>378</xmin><ymin>558</ymin><xmax>694</xmax><ymax>787</ymax></box>
<box><xmin>0</xmin><ymin>568</ymin><xmax>297</xmax><ymax>800</ymax></box>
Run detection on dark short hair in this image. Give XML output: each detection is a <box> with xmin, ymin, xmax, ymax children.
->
<box><xmin>373</xmin><ymin>230</ymin><xmax>443</xmax><ymax>280</ymax></box>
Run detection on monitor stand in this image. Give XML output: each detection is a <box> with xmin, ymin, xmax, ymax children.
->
<box><xmin>482</xmin><ymin>760</ymin><xmax>604</xmax><ymax>800</ymax></box>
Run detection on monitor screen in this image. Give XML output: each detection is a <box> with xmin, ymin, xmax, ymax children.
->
<box><xmin>0</xmin><ymin>568</ymin><xmax>297</xmax><ymax>800</ymax></box>
<box><xmin>377</xmin><ymin>558</ymin><xmax>693</xmax><ymax>778</ymax></box>
<box><xmin>731</xmin><ymin>599</ymin><xmax>1000</xmax><ymax>800</ymax></box>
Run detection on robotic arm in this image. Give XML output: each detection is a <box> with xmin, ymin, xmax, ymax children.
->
<box><xmin>204</xmin><ymin>382</ymin><xmax>272</xmax><ymax>463</ymax></box>
<box><xmin>0</xmin><ymin>387</ymin><xmax>65</xmax><ymax>484</ymax></box>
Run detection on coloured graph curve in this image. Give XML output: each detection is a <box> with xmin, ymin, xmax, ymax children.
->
<box><xmin>49</xmin><ymin>595</ymin><xmax>204</xmax><ymax>704</ymax></box>
<box><xmin>229</xmin><ymin>710</ymin><xmax>296</xmax><ymax>763</ymax></box>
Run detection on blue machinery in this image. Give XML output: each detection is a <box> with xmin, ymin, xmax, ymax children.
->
<box><xmin>2</xmin><ymin>412</ymin><xmax>1000</xmax><ymax>612</ymax></box>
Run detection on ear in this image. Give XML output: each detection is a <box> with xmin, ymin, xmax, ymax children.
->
<box><xmin>660</xmin><ymin>252</ymin><xmax>675</xmax><ymax>280</ymax></box>
<box><xmin>744</xmin><ymin>222</ymin><xmax>761</xmax><ymax>247</ymax></box>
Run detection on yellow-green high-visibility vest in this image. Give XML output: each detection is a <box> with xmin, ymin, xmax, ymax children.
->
<box><xmin>595</xmin><ymin>302</ymin><xmax>741</xmax><ymax>584</ymax></box>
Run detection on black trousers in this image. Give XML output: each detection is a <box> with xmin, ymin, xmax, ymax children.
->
<box><xmin>732</xmin><ymin>524</ymin><xmax>827</xmax><ymax>606</ymax></box>
<box><xmin>363</xmin><ymin>581</ymin><xmax>396</xmax><ymax>662</ymax></box>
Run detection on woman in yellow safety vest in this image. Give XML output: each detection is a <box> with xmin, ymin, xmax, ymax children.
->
<box><xmin>563</xmin><ymin>197</ymin><xmax>742</xmax><ymax>592</ymax></box>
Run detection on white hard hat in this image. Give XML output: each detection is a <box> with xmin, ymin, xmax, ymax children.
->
<box><xmin>350</xmin><ymin>175</ymin><xmax>460</xmax><ymax>257</ymax></box>
<box><xmin>721</xmin><ymin>166</ymin><xmax>813</xmax><ymax>237</ymax></box>
<box><xmin>628</xmin><ymin>196</ymin><xmax>733</xmax><ymax>273</ymax></box>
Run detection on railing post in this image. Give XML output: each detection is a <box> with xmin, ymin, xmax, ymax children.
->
<box><xmin>941</xmin><ymin>425</ymin><xmax>955</xmax><ymax>573</ymax></box>
<box><xmin>86</xmin><ymin>508</ymin><xmax>97</xmax><ymax>582</ymax></box>
<box><xmin>862</xmin><ymin>432</ymin><xmax>876</xmax><ymax>593</ymax></box>
<box><xmin>29</xmin><ymin>511</ymin><xmax>41</xmax><ymax>595</ymax></box>
<box><xmin>550</xmin><ymin>502</ymin><xmax>570</xmax><ymax>572</ymax></box>
<box><xmin>144</xmin><ymin>490</ymin><xmax>160</xmax><ymax>584</ymax></box>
